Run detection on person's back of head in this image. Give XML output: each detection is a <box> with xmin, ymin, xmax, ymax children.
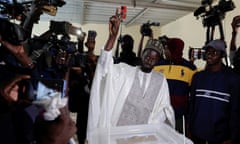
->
<box><xmin>121</xmin><ymin>34</ymin><xmax>134</xmax><ymax>52</ymax></box>
<box><xmin>166</xmin><ymin>38</ymin><xmax>184</xmax><ymax>64</ymax></box>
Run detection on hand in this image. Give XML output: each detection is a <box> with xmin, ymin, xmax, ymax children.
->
<box><xmin>35</xmin><ymin>107</ymin><xmax>77</xmax><ymax>144</ymax></box>
<box><xmin>0</xmin><ymin>75</ymin><xmax>30</xmax><ymax>102</ymax></box>
<box><xmin>105</xmin><ymin>8</ymin><xmax>121</xmax><ymax>51</ymax></box>
<box><xmin>231</xmin><ymin>15</ymin><xmax>240</xmax><ymax>33</ymax></box>
<box><xmin>109</xmin><ymin>8</ymin><xmax>121</xmax><ymax>40</ymax></box>
<box><xmin>0</xmin><ymin>37</ymin><xmax>34</xmax><ymax>69</ymax></box>
<box><xmin>32</xmin><ymin>92</ymin><xmax>68</xmax><ymax>121</ymax></box>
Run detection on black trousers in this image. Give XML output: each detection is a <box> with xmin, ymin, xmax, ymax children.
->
<box><xmin>191</xmin><ymin>135</ymin><xmax>222</xmax><ymax>144</ymax></box>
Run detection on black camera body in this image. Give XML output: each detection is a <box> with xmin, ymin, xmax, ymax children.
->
<box><xmin>0</xmin><ymin>18</ymin><xmax>27</xmax><ymax>45</ymax></box>
<box><xmin>194</xmin><ymin>0</ymin><xmax>235</xmax><ymax>27</ymax></box>
<box><xmin>140</xmin><ymin>21</ymin><xmax>160</xmax><ymax>36</ymax></box>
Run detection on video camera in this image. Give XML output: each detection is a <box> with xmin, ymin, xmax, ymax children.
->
<box><xmin>140</xmin><ymin>21</ymin><xmax>160</xmax><ymax>36</ymax></box>
<box><xmin>50</xmin><ymin>20</ymin><xmax>85</xmax><ymax>39</ymax></box>
<box><xmin>158</xmin><ymin>35</ymin><xmax>169</xmax><ymax>49</ymax></box>
<box><xmin>194</xmin><ymin>0</ymin><xmax>235</xmax><ymax>27</ymax></box>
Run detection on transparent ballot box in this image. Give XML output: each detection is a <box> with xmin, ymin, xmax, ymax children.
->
<box><xmin>88</xmin><ymin>123</ymin><xmax>193</xmax><ymax>144</ymax></box>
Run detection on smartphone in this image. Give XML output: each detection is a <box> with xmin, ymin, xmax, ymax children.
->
<box><xmin>19</xmin><ymin>78</ymin><xmax>66</xmax><ymax>101</ymax></box>
<box><xmin>120</xmin><ymin>6</ymin><xmax>127</xmax><ymax>20</ymax></box>
<box><xmin>189</xmin><ymin>47</ymin><xmax>205</xmax><ymax>60</ymax></box>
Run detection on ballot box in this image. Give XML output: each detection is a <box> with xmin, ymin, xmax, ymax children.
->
<box><xmin>87</xmin><ymin>123</ymin><xmax>193</xmax><ymax>144</ymax></box>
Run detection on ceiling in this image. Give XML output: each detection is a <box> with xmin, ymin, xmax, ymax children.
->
<box><xmin>40</xmin><ymin>0</ymin><xmax>202</xmax><ymax>27</ymax></box>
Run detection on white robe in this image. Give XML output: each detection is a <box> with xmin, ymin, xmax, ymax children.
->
<box><xmin>87</xmin><ymin>49</ymin><xmax>176</xmax><ymax>142</ymax></box>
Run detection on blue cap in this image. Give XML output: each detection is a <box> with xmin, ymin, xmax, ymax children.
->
<box><xmin>205</xmin><ymin>39</ymin><xmax>226</xmax><ymax>54</ymax></box>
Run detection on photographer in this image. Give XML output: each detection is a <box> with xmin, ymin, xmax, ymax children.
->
<box><xmin>0</xmin><ymin>30</ymin><xmax>76</xmax><ymax>144</ymax></box>
<box><xmin>0</xmin><ymin>67</ymin><xmax>77</xmax><ymax>144</ymax></box>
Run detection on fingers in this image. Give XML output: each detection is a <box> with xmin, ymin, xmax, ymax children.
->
<box><xmin>7</xmin><ymin>75</ymin><xmax>30</xmax><ymax>89</ymax></box>
<box><xmin>233</xmin><ymin>15</ymin><xmax>240</xmax><ymax>21</ymax></box>
<box><xmin>1</xmin><ymin>75</ymin><xmax>30</xmax><ymax>102</ymax></box>
<box><xmin>115</xmin><ymin>7</ymin><xmax>119</xmax><ymax>17</ymax></box>
<box><xmin>232</xmin><ymin>15</ymin><xmax>240</xmax><ymax>27</ymax></box>
<box><xmin>59</xmin><ymin>106</ymin><xmax>70</xmax><ymax>121</ymax></box>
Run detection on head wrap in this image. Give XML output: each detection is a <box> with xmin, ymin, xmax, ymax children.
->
<box><xmin>143</xmin><ymin>39</ymin><xmax>163</xmax><ymax>56</ymax></box>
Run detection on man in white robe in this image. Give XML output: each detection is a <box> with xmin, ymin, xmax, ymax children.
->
<box><xmin>87</xmin><ymin>10</ymin><xmax>176</xmax><ymax>144</ymax></box>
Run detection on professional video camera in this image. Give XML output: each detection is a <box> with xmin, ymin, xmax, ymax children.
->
<box><xmin>140</xmin><ymin>21</ymin><xmax>160</xmax><ymax>36</ymax></box>
<box><xmin>194</xmin><ymin>0</ymin><xmax>235</xmax><ymax>27</ymax></box>
<box><xmin>27</xmin><ymin>20</ymin><xmax>86</xmax><ymax>69</ymax></box>
<box><xmin>158</xmin><ymin>35</ymin><xmax>169</xmax><ymax>49</ymax></box>
<box><xmin>50</xmin><ymin>20</ymin><xmax>85</xmax><ymax>38</ymax></box>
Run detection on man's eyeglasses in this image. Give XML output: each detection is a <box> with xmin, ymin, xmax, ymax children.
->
<box><xmin>205</xmin><ymin>50</ymin><xmax>220</xmax><ymax>56</ymax></box>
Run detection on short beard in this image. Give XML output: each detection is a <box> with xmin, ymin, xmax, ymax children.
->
<box><xmin>140</xmin><ymin>66</ymin><xmax>152</xmax><ymax>73</ymax></box>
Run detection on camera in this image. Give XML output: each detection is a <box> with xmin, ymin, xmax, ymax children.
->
<box><xmin>158</xmin><ymin>35</ymin><xmax>169</xmax><ymax>49</ymax></box>
<box><xmin>194</xmin><ymin>0</ymin><xmax>235</xmax><ymax>27</ymax></box>
<box><xmin>0</xmin><ymin>18</ymin><xmax>27</xmax><ymax>45</ymax></box>
<box><xmin>140</xmin><ymin>21</ymin><xmax>160</xmax><ymax>36</ymax></box>
<box><xmin>50</xmin><ymin>20</ymin><xmax>85</xmax><ymax>39</ymax></box>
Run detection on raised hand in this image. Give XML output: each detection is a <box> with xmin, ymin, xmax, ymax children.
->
<box><xmin>105</xmin><ymin>8</ymin><xmax>121</xmax><ymax>51</ymax></box>
<box><xmin>231</xmin><ymin>15</ymin><xmax>240</xmax><ymax>33</ymax></box>
<box><xmin>0</xmin><ymin>75</ymin><xmax>30</xmax><ymax>102</ymax></box>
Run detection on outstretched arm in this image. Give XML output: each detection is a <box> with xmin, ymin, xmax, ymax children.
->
<box><xmin>230</xmin><ymin>15</ymin><xmax>240</xmax><ymax>63</ymax></box>
<box><xmin>104</xmin><ymin>8</ymin><xmax>121</xmax><ymax>51</ymax></box>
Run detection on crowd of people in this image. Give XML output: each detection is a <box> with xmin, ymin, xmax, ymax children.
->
<box><xmin>1</xmin><ymin>6</ymin><xmax>240</xmax><ymax>144</ymax></box>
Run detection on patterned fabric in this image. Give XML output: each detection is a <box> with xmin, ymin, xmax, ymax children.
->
<box><xmin>117</xmin><ymin>71</ymin><xmax>162</xmax><ymax>126</ymax></box>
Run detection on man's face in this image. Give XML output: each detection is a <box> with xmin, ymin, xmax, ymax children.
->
<box><xmin>141</xmin><ymin>49</ymin><xmax>160</xmax><ymax>72</ymax></box>
<box><xmin>205</xmin><ymin>47</ymin><xmax>223</xmax><ymax>66</ymax></box>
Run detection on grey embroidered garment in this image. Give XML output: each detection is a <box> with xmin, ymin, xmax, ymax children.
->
<box><xmin>117</xmin><ymin>71</ymin><xmax>163</xmax><ymax>126</ymax></box>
